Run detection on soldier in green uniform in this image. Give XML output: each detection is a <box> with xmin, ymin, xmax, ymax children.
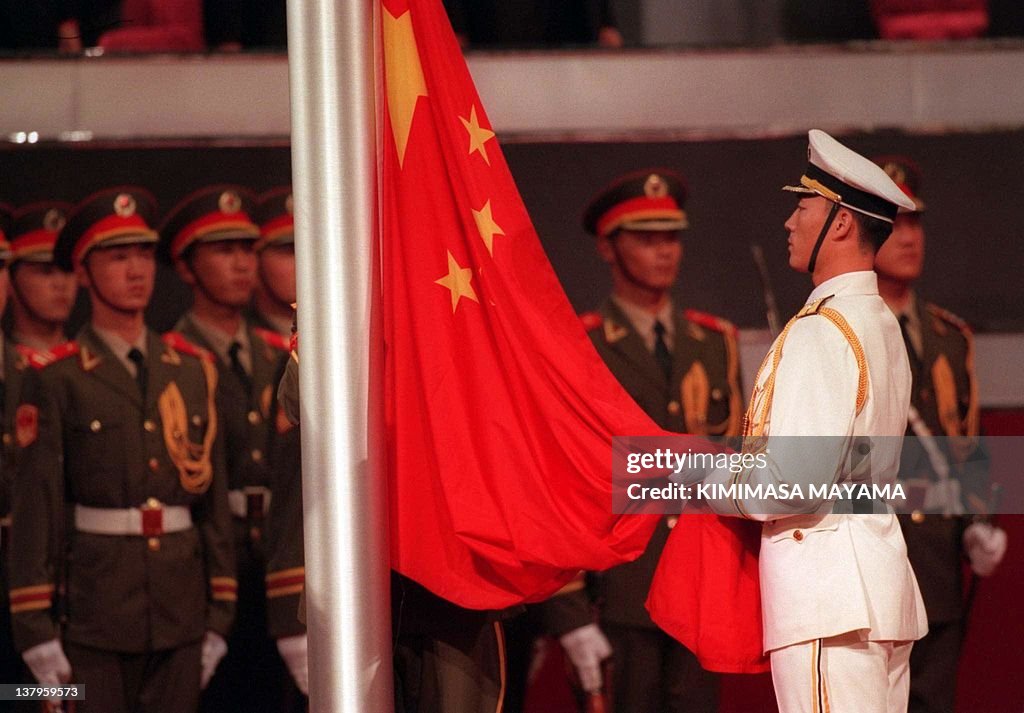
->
<box><xmin>533</xmin><ymin>169</ymin><xmax>743</xmax><ymax>712</ymax></box>
<box><xmin>0</xmin><ymin>202</ymin><xmax>29</xmax><ymax>703</ymax></box>
<box><xmin>252</xmin><ymin>188</ymin><xmax>309</xmax><ymax>702</ymax></box>
<box><xmin>874</xmin><ymin>157</ymin><xmax>1007</xmax><ymax>713</ymax></box>
<box><xmin>1</xmin><ymin>201</ymin><xmax>75</xmax><ymax>708</ymax></box>
<box><xmin>6</xmin><ymin>202</ymin><xmax>77</xmax><ymax>357</ymax></box>
<box><xmin>159</xmin><ymin>185</ymin><xmax>294</xmax><ymax>713</ymax></box>
<box><xmin>8</xmin><ymin>187</ymin><xmax>236</xmax><ymax>713</ymax></box>
<box><xmin>250</xmin><ymin>187</ymin><xmax>297</xmax><ymax>339</ymax></box>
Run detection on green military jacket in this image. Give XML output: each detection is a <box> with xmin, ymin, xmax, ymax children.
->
<box><xmin>8</xmin><ymin>326</ymin><xmax>235</xmax><ymax>653</ymax></box>
<box><xmin>175</xmin><ymin>315</ymin><xmax>282</xmax><ymax>497</ymax></box>
<box><xmin>545</xmin><ymin>299</ymin><xmax>744</xmax><ymax>631</ymax></box>
<box><xmin>1</xmin><ymin>338</ymin><xmax>30</xmax><ymax>520</ymax></box>
<box><xmin>258</xmin><ymin>328</ymin><xmax>306</xmax><ymax>639</ymax></box>
<box><xmin>898</xmin><ymin>299</ymin><xmax>983</xmax><ymax>623</ymax></box>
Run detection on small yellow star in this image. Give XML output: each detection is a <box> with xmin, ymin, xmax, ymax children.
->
<box><xmin>459</xmin><ymin>105</ymin><xmax>496</xmax><ymax>165</ymax></box>
<box><xmin>472</xmin><ymin>200</ymin><xmax>505</xmax><ymax>256</ymax></box>
<box><xmin>435</xmin><ymin>251</ymin><xmax>479</xmax><ymax>313</ymax></box>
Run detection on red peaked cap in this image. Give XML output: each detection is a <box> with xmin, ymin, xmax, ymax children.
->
<box><xmin>158</xmin><ymin>185</ymin><xmax>259</xmax><ymax>263</ymax></box>
<box><xmin>582</xmin><ymin>168</ymin><xmax>689</xmax><ymax>238</ymax></box>
<box><xmin>873</xmin><ymin>155</ymin><xmax>925</xmax><ymax>213</ymax></box>
<box><xmin>53</xmin><ymin>187</ymin><xmax>159</xmax><ymax>271</ymax></box>
<box><xmin>10</xmin><ymin>201</ymin><xmax>74</xmax><ymax>264</ymax></box>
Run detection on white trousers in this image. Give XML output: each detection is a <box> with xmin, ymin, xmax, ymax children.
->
<box><xmin>770</xmin><ymin>632</ymin><xmax>913</xmax><ymax>713</ymax></box>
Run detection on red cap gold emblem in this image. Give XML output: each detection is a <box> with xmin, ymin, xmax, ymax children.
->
<box><xmin>43</xmin><ymin>208</ymin><xmax>67</xmax><ymax>232</ymax></box>
<box><xmin>114</xmin><ymin>193</ymin><xmax>137</xmax><ymax>217</ymax></box>
<box><xmin>219</xmin><ymin>190</ymin><xmax>242</xmax><ymax>214</ymax></box>
<box><xmin>644</xmin><ymin>174</ymin><xmax>668</xmax><ymax>199</ymax></box>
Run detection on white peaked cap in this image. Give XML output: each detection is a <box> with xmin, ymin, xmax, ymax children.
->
<box><xmin>783</xmin><ymin>129</ymin><xmax>917</xmax><ymax>223</ymax></box>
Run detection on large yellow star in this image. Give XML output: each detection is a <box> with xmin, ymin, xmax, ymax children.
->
<box><xmin>383</xmin><ymin>9</ymin><xmax>427</xmax><ymax>168</ymax></box>
<box><xmin>435</xmin><ymin>251</ymin><xmax>479</xmax><ymax>313</ymax></box>
<box><xmin>459</xmin><ymin>105</ymin><xmax>495</xmax><ymax>165</ymax></box>
<box><xmin>472</xmin><ymin>200</ymin><xmax>505</xmax><ymax>256</ymax></box>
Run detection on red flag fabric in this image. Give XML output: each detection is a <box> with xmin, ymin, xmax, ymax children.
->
<box><xmin>381</xmin><ymin>0</ymin><xmax>664</xmax><ymax>609</ymax></box>
<box><xmin>379</xmin><ymin>0</ymin><xmax>765</xmax><ymax>673</ymax></box>
<box><xmin>646</xmin><ymin>515</ymin><xmax>770</xmax><ymax>674</ymax></box>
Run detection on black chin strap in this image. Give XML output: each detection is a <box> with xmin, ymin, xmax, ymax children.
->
<box><xmin>807</xmin><ymin>201</ymin><xmax>841</xmax><ymax>273</ymax></box>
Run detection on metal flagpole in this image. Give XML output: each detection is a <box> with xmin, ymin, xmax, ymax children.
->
<box><xmin>286</xmin><ymin>0</ymin><xmax>392</xmax><ymax>711</ymax></box>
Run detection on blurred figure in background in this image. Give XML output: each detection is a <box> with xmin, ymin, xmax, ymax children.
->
<box><xmin>6</xmin><ymin>202</ymin><xmax>77</xmax><ymax>355</ymax></box>
<box><xmin>0</xmin><ymin>204</ymin><xmax>27</xmax><ymax>709</ymax></box>
<box><xmin>1</xmin><ymin>202</ymin><xmax>75</xmax><ymax>710</ymax></box>
<box><xmin>250</xmin><ymin>188</ymin><xmax>296</xmax><ymax>338</ymax></box>
<box><xmin>873</xmin><ymin>156</ymin><xmax>1007</xmax><ymax>713</ymax></box>
<box><xmin>869</xmin><ymin>0</ymin><xmax>989</xmax><ymax>39</ymax></box>
<box><xmin>54</xmin><ymin>0</ymin><xmax>203</xmax><ymax>53</ymax></box>
<box><xmin>526</xmin><ymin>169</ymin><xmax>741</xmax><ymax>713</ymax></box>
<box><xmin>252</xmin><ymin>188</ymin><xmax>309</xmax><ymax>707</ymax></box>
<box><xmin>9</xmin><ymin>187</ymin><xmax>235</xmax><ymax>713</ymax></box>
<box><xmin>162</xmin><ymin>185</ymin><xmax>296</xmax><ymax>713</ymax></box>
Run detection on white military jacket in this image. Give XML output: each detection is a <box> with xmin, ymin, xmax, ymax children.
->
<box><xmin>705</xmin><ymin>270</ymin><xmax>929</xmax><ymax>653</ymax></box>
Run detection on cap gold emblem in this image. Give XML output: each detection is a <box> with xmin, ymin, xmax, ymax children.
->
<box><xmin>114</xmin><ymin>193</ymin><xmax>136</xmax><ymax>218</ymax></box>
<box><xmin>644</xmin><ymin>174</ymin><xmax>668</xmax><ymax>199</ymax></box>
<box><xmin>219</xmin><ymin>190</ymin><xmax>242</xmax><ymax>214</ymax></box>
<box><xmin>43</xmin><ymin>208</ymin><xmax>66</xmax><ymax>232</ymax></box>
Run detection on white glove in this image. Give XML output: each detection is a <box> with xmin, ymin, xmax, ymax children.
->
<box><xmin>559</xmin><ymin>623</ymin><xmax>612</xmax><ymax>693</ymax></box>
<box><xmin>964</xmin><ymin>522</ymin><xmax>1008</xmax><ymax>577</ymax></box>
<box><xmin>22</xmin><ymin>639</ymin><xmax>72</xmax><ymax>686</ymax></box>
<box><xmin>276</xmin><ymin>634</ymin><xmax>309</xmax><ymax>695</ymax></box>
<box><xmin>200</xmin><ymin>631</ymin><xmax>228</xmax><ymax>689</ymax></box>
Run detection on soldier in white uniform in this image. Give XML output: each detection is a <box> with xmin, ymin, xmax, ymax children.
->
<box><xmin>683</xmin><ymin>130</ymin><xmax>929</xmax><ymax>713</ymax></box>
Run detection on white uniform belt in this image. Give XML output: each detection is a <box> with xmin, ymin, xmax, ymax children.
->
<box><xmin>228</xmin><ymin>487</ymin><xmax>271</xmax><ymax>519</ymax></box>
<box><xmin>74</xmin><ymin>503</ymin><xmax>192</xmax><ymax>536</ymax></box>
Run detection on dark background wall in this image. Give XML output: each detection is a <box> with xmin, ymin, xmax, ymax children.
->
<box><xmin>2</xmin><ymin>128</ymin><xmax>1022</xmax><ymax>332</ymax></box>
<box><xmin>508</xmin><ymin>131</ymin><xmax>1024</xmax><ymax>332</ymax></box>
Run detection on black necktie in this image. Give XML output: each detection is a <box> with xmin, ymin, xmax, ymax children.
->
<box><xmin>228</xmin><ymin>341</ymin><xmax>253</xmax><ymax>394</ymax></box>
<box><xmin>128</xmin><ymin>348</ymin><xmax>147</xmax><ymax>401</ymax></box>
<box><xmin>653</xmin><ymin>320</ymin><xmax>673</xmax><ymax>380</ymax></box>
<box><xmin>898</xmin><ymin>314</ymin><xmax>922</xmax><ymax>382</ymax></box>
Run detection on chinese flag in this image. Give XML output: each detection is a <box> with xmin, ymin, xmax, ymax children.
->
<box><xmin>381</xmin><ymin>0</ymin><xmax>665</xmax><ymax>608</ymax></box>
<box><xmin>646</xmin><ymin>516</ymin><xmax>770</xmax><ymax>673</ymax></box>
<box><xmin>379</xmin><ymin>0</ymin><xmax>764</xmax><ymax>674</ymax></box>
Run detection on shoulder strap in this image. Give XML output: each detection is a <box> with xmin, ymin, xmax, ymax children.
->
<box><xmin>743</xmin><ymin>299</ymin><xmax>869</xmax><ymax>438</ymax></box>
<box><xmin>813</xmin><ymin>307</ymin><xmax>869</xmax><ymax>417</ymax></box>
